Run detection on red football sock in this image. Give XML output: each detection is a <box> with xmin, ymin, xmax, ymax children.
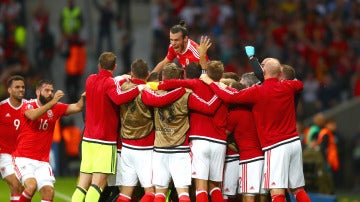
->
<box><xmin>10</xmin><ymin>193</ymin><xmax>21</xmax><ymax>202</ymax></box>
<box><xmin>140</xmin><ymin>192</ymin><xmax>155</xmax><ymax>202</ymax></box>
<box><xmin>271</xmin><ymin>194</ymin><xmax>285</xmax><ymax>202</ymax></box>
<box><xmin>210</xmin><ymin>187</ymin><xmax>224</xmax><ymax>202</ymax></box>
<box><xmin>178</xmin><ymin>193</ymin><xmax>190</xmax><ymax>202</ymax></box>
<box><xmin>154</xmin><ymin>193</ymin><xmax>166</xmax><ymax>202</ymax></box>
<box><xmin>196</xmin><ymin>190</ymin><xmax>208</xmax><ymax>202</ymax></box>
<box><xmin>293</xmin><ymin>189</ymin><xmax>311</xmax><ymax>202</ymax></box>
<box><xmin>116</xmin><ymin>193</ymin><xmax>131</xmax><ymax>202</ymax></box>
<box><xmin>18</xmin><ymin>190</ymin><xmax>32</xmax><ymax>202</ymax></box>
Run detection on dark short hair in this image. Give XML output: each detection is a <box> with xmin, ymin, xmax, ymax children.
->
<box><xmin>147</xmin><ymin>72</ymin><xmax>159</xmax><ymax>82</ymax></box>
<box><xmin>131</xmin><ymin>59</ymin><xmax>149</xmax><ymax>80</ymax></box>
<box><xmin>170</xmin><ymin>20</ymin><xmax>188</xmax><ymax>38</ymax></box>
<box><xmin>222</xmin><ymin>72</ymin><xmax>240</xmax><ymax>82</ymax></box>
<box><xmin>36</xmin><ymin>80</ymin><xmax>53</xmax><ymax>90</ymax></box>
<box><xmin>99</xmin><ymin>52</ymin><xmax>116</xmax><ymax>70</ymax></box>
<box><xmin>7</xmin><ymin>75</ymin><xmax>25</xmax><ymax>88</ymax></box>
<box><xmin>230</xmin><ymin>81</ymin><xmax>246</xmax><ymax>90</ymax></box>
<box><xmin>185</xmin><ymin>62</ymin><xmax>202</xmax><ymax>79</ymax></box>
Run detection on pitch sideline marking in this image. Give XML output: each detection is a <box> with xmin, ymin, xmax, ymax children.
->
<box><xmin>55</xmin><ymin>191</ymin><xmax>72</xmax><ymax>202</ymax></box>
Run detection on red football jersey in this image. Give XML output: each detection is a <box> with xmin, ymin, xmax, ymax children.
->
<box><xmin>227</xmin><ymin>106</ymin><xmax>263</xmax><ymax>161</ymax></box>
<box><xmin>166</xmin><ymin>39</ymin><xmax>208</xmax><ymax>68</ymax></box>
<box><xmin>0</xmin><ymin>98</ymin><xmax>26</xmax><ymax>154</ymax></box>
<box><xmin>13</xmin><ymin>99</ymin><xmax>68</xmax><ymax>162</ymax></box>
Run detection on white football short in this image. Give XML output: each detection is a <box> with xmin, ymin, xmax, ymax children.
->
<box><xmin>222</xmin><ymin>156</ymin><xmax>239</xmax><ymax>196</ymax></box>
<box><xmin>119</xmin><ymin>146</ymin><xmax>153</xmax><ymax>187</ymax></box>
<box><xmin>152</xmin><ymin>151</ymin><xmax>191</xmax><ymax>188</ymax></box>
<box><xmin>263</xmin><ymin>139</ymin><xmax>305</xmax><ymax>189</ymax></box>
<box><xmin>0</xmin><ymin>153</ymin><xmax>16</xmax><ymax>178</ymax></box>
<box><xmin>238</xmin><ymin>157</ymin><xmax>267</xmax><ymax>194</ymax></box>
<box><xmin>191</xmin><ymin>139</ymin><xmax>226</xmax><ymax>182</ymax></box>
<box><xmin>13</xmin><ymin>157</ymin><xmax>55</xmax><ymax>190</ymax></box>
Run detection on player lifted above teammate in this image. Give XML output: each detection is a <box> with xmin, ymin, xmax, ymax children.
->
<box><xmin>152</xmin><ymin>20</ymin><xmax>209</xmax><ymax>72</ymax></box>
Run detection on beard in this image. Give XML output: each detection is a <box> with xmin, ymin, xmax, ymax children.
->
<box><xmin>39</xmin><ymin>94</ymin><xmax>52</xmax><ymax>105</ymax></box>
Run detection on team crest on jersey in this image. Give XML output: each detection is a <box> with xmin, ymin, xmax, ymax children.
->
<box><xmin>47</xmin><ymin>110</ymin><xmax>54</xmax><ymax>118</ymax></box>
<box><xmin>26</xmin><ymin>104</ymin><xmax>34</xmax><ymax>109</ymax></box>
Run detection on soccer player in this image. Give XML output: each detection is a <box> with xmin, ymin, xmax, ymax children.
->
<box><xmin>152</xmin><ymin>20</ymin><xmax>209</xmax><ymax>72</ymax></box>
<box><xmin>0</xmin><ymin>75</ymin><xmax>26</xmax><ymax>202</ymax></box>
<box><xmin>72</xmin><ymin>52</ymin><xmax>143</xmax><ymax>202</ymax></box>
<box><xmin>12</xmin><ymin>79</ymin><xmax>85</xmax><ymax>202</ymax></box>
<box><xmin>141</xmin><ymin>63</ymin><xmax>221</xmax><ymax>202</ymax></box>
<box><xmin>115</xmin><ymin>59</ymin><xmax>185</xmax><ymax>202</ymax></box>
<box><xmin>231</xmin><ymin>73</ymin><xmax>268</xmax><ymax>202</ymax></box>
<box><xmin>200</xmin><ymin>58</ymin><xmax>311</xmax><ymax>202</ymax></box>
<box><xmin>158</xmin><ymin>41</ymin><xmax>227</xmax><ymax>202</ymax></box>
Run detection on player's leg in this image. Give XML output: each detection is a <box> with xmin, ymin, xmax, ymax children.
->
<box><xmin>289</xmin><ymin>140</ymin><xmax>310</xmax><ymax>202</ymax></box>
<box><xmin>222</xmin><ymin>157</ymin><xmax>239</xmax><ymax>202</ymax></box>
<box><xmin>171</xmin><ymin>152</ymin><xmax>192</xmax><ymax>202</ymax></box>
<box><xmin>1</xmin><ymin>154</ymin><xmax>24</xmax><ymax>201</ymax></box>
<box><xmin>152</xmin><ymin>152</ymin><xmax>170</xmax><ymax>202</ymax></box>
<box><xmin>263</xmin><ymin>144</ymin><xmax>290</xmax><ymax>202</ymax></box>
<box><xmin>135</xmin><ymin>149</ymin><xmax>155</xmax><ymax>202</ymax></box>
<box><xmin>117</xmin><ymin>147</ymin><xmax>137</xmax><ymax>202</ymax></box>
<box><xmin>208</xmin><ymin>142</ymin><xmax>226</xmax><ymax>202</ymax></box>
<box><xmin>72</xmin><ymin>172</ymin><xmax>92</xmax><ymax>202</ymax></box>
<box><xmin>83</xmin><ymin>142</ymin><xmax>117</xmax><ymax>202</ymax></box>
<box><xmin>190</xmin><ymin>140</ymin><xmax>210</xmax><ymax>202</ymax></box>
<box><xmin>13</xmin><ymin>157</ymin><xmax>38</xmax><ymax>202</ymax></box>
<box><xmin>72</xmin><ymin>141</ymin><xmax>95</xmax><ymax>201</ymax></box>
<box><xmin>239</xmin><ymin>159</ymin><xmax>265</xmax><ymax>202</ymax></box>
<box><xmin>36</xmin><ymin>161</ymin><xmax>56</xmax><ymax>201</ymax></box>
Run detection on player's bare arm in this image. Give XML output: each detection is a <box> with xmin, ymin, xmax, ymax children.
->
<box><xmin>25</xmin><ymin>90</ymin><xmax>64</xmax><ymax>120</ymax></box>
<box><xmin>152</xmin><ymin>57</ymin><xmax>171</xmax><ymax>73</ymax></box>
<box><xmin>66</xmin><ymin>91</ymin><xmax>85</xmax><ymax>115</ymax></box>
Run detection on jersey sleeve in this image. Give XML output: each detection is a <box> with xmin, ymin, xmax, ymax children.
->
<box><xmin>141</xmin><ymin>88</ymin><xmax>186</xmax><ymax>107</ymax></box>
<box><xmin>209</xmin><ymin>82</ymin><xmax>258</xmax><ymax>104</ymax></box>
<box><xmin>188</xmin><ymin>93</ymin><xmax>221</xmax><ymax>115</ymax></box>
<box><xmin>226</xmin><ymin>110</ymin><xmax>237</xmax><ymax>133</ymax></box>
<box><xmin>158</xmin><ymin>79</ymin><xmax>198</xmax><ymax>91</ymax></box>
<box><xmin>55</xmin><ymin>102</ymin><xmax>69</xmax><ymax>117</ymax></box>
<box><xmin>250</xmin><ymin>57</ymin><xmax>264</xmax><ymax>82</ymax></box>
<box><xmin>106</xmin><ymin>78</ymin><xmax>140</xmax><ymax>105</ymax></box>
<box><xmin>284</xmin><ymin>79</ymin><xmax>304</xmax><ymax>92</ymax></box>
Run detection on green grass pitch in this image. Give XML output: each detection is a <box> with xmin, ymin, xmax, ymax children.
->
<box><xmin>0</xmin><ymin>177</ymin><xmax>78</xmax><ymax>202</ymax></box>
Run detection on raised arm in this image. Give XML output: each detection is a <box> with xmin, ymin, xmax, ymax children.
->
<box><xmin>66</xmin><ymin>92</ymin><xmax>85</xmax><ymax>115</ymax></box>
<box><xmin>25</xmin><ymin>90</ymin><xmax>64</xmax><ymax>120</ymax></box>
<box><xmin>188</xmin><ymin>93</ymin><xmax>221</xmax><ymax>115</ymax></box>
<box><xmin>245</xmin><ymin>46</ymin><xmax>264</xmax><ymax>82</ymax></box>
<box><xmin>141</xmin><ymin>88</ymin><xmax>186</xmax><ymax>107</ymax></box>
